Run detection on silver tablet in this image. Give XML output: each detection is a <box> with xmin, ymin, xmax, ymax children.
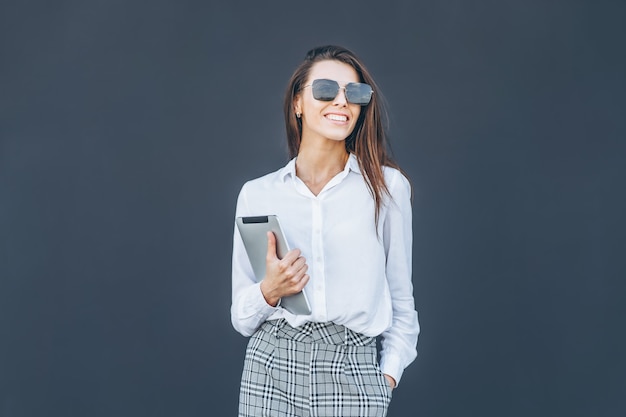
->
<box><xmin>235</xmin><ymin>215</ymin><xmax>312</xmax><ymax>316</ymax></box>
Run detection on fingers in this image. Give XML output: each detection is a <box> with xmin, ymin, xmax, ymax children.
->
<box><xmin>295</xmin><ymin>273</ymin><xmax>310</xmax><ymax>291</ymax></box>
<box><xmin>264</xmin><ymin>232</ymin><xmax>309</xmax><ymax>297</ymax></box>
<box><xmin>282</xmin><ymin>270</ymin><xmax>310</xmax><ymax>294</ymax></box>
<box><xmin>265</xmin><ymin>255</ymin><xmax>309</xmax><ymax>297</ymax></box>
<box><xmin>266</xmin><ymin>231</ymin><xmax>301</xmax><ymax>262</ymax></box>
<box><xmin>266</xmin><ymin>231</ymin><xmax>277</xmax><ymax>260</ymax></box>
<box><xmin>274</xmin><ymin>253</ymin><xmax>307</xmax><ymax>281</ymax></box>
<box><xmin>283</xmin><ymin>257</ymin><xmax>308</xmax><ymax>285</ymax></box>
<box><xmin>384</xmin><ymin>374</ymin><xmax>396</xmax><ymax>389</ymax></box>
<box><xmin>285</xmin><ymin>254</ymin><xmax>307</xmax><ymax>276</ymax></box>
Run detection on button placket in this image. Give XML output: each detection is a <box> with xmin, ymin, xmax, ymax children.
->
<box><xmin>311</xmin><ymin>197</ymin><xmax>326</xmax><ymax>321</ymax></box>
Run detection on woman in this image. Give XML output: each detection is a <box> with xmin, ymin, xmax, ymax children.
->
<box><xmin>231</xmin><ymin>45</ymin><xmax>419</xmax><ymax>417</ymax></box>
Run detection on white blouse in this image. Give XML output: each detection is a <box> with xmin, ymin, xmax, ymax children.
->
<box><xmin>231</xmin><ymin>154</ymin><xmax>419</xmax><ymax>384</ymax></box>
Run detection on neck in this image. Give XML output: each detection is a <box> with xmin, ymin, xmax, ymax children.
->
<box><xmin>295</xmin><ymin>141</ymin><xmax>349</xmax><ymax>193</ymax></box>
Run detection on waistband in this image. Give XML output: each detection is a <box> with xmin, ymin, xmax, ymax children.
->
<box><xmin>260</xmin><ymin>319</ymin><xmax>376</xmax><ymax>347</ymax></box>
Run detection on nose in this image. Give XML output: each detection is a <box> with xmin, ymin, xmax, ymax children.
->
<box><xmin>332</xmin><ymin>86</ymin><xmax>348</xmax><ymax>106</ymax></box>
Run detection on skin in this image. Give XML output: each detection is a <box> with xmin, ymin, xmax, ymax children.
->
<box><xmin>260</xmin><ymin>60</ymin><xmax>396</xmax><ymax>389</ymax></box>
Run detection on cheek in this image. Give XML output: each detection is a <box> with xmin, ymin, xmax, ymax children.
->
<box><xmin>302</xmin><ymin>97</ymin><xmax>323</xmax><ymax>115</ymax></box>
<box><xmin>351</xmin><ymin>105</ymin><xmax>362</xmax><ymax>124</ymax></box>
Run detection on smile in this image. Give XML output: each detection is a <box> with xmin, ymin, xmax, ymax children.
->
<box><xmin>325</xmin><ymin>114</ymin><xmax>348</xmax><ymax>122</ymax></box>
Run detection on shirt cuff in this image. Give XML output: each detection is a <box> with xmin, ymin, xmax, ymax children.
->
<box><xmin>380</xmin><ymin>354</ymin><xmax>405</xmax><ymax>387</ymax></box>
<box><xmin>252</xmin><ymin>282</ymin><xmax>281</xmax><ymax>315</ymax></box>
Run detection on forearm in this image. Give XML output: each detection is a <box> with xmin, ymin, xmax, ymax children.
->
<box><xmin>379</xmin><ymin>305</ymin><xmax>419</xmax><ymax>385</ymax></box>
<box><xmin>231</xmin><ymin>282</ymin><xmax>278</xmax><ymax>336</ymax></box>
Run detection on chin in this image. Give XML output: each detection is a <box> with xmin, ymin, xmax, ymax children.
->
<box><xmin>328</xmin><ymin>136</ymin><xmax>348</xmax><ymax>142</ymax></box>
<box><xmin>324</xmin><ymin>130</ymin><xmax>354</xmax><ymax>142</ymax></box>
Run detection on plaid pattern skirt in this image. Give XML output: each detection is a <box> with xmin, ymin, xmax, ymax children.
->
<box><xmin>239</xmin><ymin>319</ymin><xmax>392</xmax><ymax>417</ymax></box>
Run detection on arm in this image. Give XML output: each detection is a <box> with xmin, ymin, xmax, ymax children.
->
<box><xmin>231</xmin><ymin>185</ymin><xmax>310</xmax><ymax>336</ymax></box>
<box><xmin>231</xmin><ymin>225</ymin><xmax>279</xmax><ymax>336</ymax></box>
<box><xmin>379</xmin><ymin>170</ymin><xmax>420</xmax><ymax>387</ymax></box>
<box><xmin>231</xmin><ymin>184</ymin><xmax>278</xmax><ymax>336</ymax></box>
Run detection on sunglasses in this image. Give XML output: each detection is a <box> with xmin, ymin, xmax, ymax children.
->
<box><xmin>302</xmin><ymin>79</ymin><xmax>373</xmax><ymax>106</ymax></box>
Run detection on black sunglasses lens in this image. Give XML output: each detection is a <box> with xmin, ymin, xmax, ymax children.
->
<box><xmin>311</xmin><ymin>79</ymin><xmax>339</xmax><ymax>101</ymax></box>
<box><xmin>346</xmin><ymin>83</ymin><xmax>373</xmax><ymax>105</ymax></box>
<box><xmin>310</xmin><ymin>79</ymin><xmax>373</xmax><ymax>105</ymax></box>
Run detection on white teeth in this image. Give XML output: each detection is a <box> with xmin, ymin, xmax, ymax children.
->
<box><xmin>326</xmin><ymin>114</ymin><xmax>347</xmax><ymax>122</ymax></box>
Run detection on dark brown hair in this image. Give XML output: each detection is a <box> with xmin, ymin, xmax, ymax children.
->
<box><xmin>283</xmin><ymin>45</ymin><xmax>408</xmax><ymax>225</ymax></box>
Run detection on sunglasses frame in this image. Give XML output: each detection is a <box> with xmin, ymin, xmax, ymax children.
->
<box><xmin>301</xmin><ymin>79</ymin><xmax>373</xmax><ymax>106</ymax></box>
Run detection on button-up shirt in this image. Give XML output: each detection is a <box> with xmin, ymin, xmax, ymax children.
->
<box><xmin>231</xmin><ymin>153</ymin><xmax>419</xmax><ymax>384</ymax></box>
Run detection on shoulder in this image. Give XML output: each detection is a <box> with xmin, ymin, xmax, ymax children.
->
<box><xmin>239</xmin><ymin>162</ymin><xmax>291</xmax><ymax>195</ymax></box>
<box><xmin>240</xmin><ymin>171</ymin><xmax>275</xmax><ymax>191</ymax></box>
<box><xmin>382</xmin><ymin>166</ymin><xmax>411</xmax><ymax>197</ymax></box>
<box><xmin>235</xmin><ymin>165</ymin><xmax>288</xmax><ymax>216</ymax></box>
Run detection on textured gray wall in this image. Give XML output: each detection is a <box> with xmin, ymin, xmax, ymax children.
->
<box><xmin>1</xmin><ymin>1</ymin><xmax>625</xmax><ymax>416</ymax></box>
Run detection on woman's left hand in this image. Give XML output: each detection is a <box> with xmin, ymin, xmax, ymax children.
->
<box><xmin>383</xmin><ymin>374</ymin><xmax>396</xmax><ymax>390</ymax></box>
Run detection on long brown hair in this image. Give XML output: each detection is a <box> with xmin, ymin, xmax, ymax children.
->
<box><xmin>283</xmin><ymin>45</ymin><xmax>408</xmax><ymax>225</ymax></box>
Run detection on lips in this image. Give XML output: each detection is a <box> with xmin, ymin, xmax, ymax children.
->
<box><xmin>325</xmin><ymin>113</ymin><xmax>348</xmax><ymax>122</ymax></box>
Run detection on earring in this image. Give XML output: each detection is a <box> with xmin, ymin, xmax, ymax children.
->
<box><xmin>296</xmin><ymin>111</ymin><xmax>301</xmax><ymax>118</ymax></box>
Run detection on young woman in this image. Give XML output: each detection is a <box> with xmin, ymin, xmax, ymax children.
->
<box><xmin>231</xmin><ymin>45</ymin><xmax>419</xmax><ymax>417</ymax></box>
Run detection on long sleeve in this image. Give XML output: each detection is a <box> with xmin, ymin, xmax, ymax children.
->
<box><xmin>379</xmin><ymin>170</ymin><xmax>420</xmax><ymax>386</ymax></box>
<box><xmin>230</xmin><ymin>184</ymin><xmax>280</xmax><ymax>337</ymax></box>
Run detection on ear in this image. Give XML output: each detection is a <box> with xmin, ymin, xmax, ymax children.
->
<box><xmin>293</xmin><ymin>94</ymin><xmax>302</xmax><ymax>115</ymax></box>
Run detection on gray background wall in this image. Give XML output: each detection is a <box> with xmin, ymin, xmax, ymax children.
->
<box><xmin>1</xmin><ymin>1</ymin><xmax>624</xmax><ymax>416</ymax></box>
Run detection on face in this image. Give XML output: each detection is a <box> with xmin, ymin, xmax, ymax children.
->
<box><xmin>294</xmin><ymin>60</ymin><xmax>362</xmax><ymax>144</ymax></box>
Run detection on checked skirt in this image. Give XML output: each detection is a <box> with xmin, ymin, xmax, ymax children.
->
<box><xmin>239</xmin><ymin>319</ymin><xmax>392</xmax><ymax>417</ymax></box>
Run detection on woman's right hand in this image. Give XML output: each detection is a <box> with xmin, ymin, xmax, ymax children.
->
<box><xmin>260</xmin><ymin>231</ymin><xmax>310</xmax><ymax>307</ymax></box>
